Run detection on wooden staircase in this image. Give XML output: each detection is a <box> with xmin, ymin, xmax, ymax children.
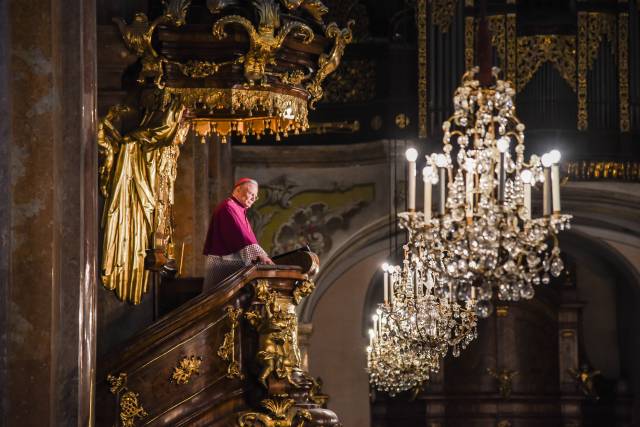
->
<box><xmin>96</xmin><ymin>252</ymin><xmax>339</xmax><ymax>426</ymax></box>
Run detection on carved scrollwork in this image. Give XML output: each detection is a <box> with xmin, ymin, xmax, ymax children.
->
<box><xmin>618</xmin><ymin>12</ymin><xmax>630</xmax><ymax>132</ymax></box>
<box><xmin>280</xmin><ymin>0</ymin><xmax>328</xmax><ymax>23</ymax></box>
<box><xmin>516</xmin><ymin>35</ymin><xmax>576</xmax><ymax>93</ymax></box>
<box><xmin>212</xmin><ymin>0</ymin><xmax>314</xmax><ymax>86</ymax></box>
<box><xmin>119</xmin><ymin>391</ymin><xmax>149</xmax><ymax>427</ymax></box>
<box><xmin>321</xmin><ymin>59</ymin><xmax>375</xmax><ymax>104</ymax></box>
<box><xmin>418</xmin><ymin>0</ymin><xmax>427</xmax><ymax>138</ymax></box>
<box><xmin>107</xmin><ymin>372</ymin><xmax>128</xmax><ymax>395</ymax></box>
<box><xmin>431</xmin><ymin>0</ymin><xmax>457</xmax><ymax>33</ymax></box>
<box><xmin>237</xmin><ymin>394</ymin><xmax>312</xmax><ymax>427</ymax></box>
<box><xmin>464</xmin><ymin>17</ymin><xmax>474</xmax><ymax>71</ymax></box>
<box><xmin>293</xmin><ymin>280</ymin><xmax>315</xmax><ymax>305</ymax></box>
<box><xmin>306</xmin><ymin>21</ymin><xmax>354</xmax><ymax>108</ymax></box>
<box><xmin>107</xmin><ymin>372</ymin><xmax>148</xmax><ymax>427</ymax></box>
<box><xmin>488</xmin><ymin>15</ymin><xmax>506</xmax><ymax>73</ymax></box>
<box><xmin>171</xmin><ymin>356</ymin><xmax>203</xmax><ymax>384</ymax></box>
<box><xmin>217</xmin><ymin>306</ymin><xmax>244</xmax><ymax>379</ymax></box>
<box><xmin>577</xmin><ymin>12</ymin><xmax>617</xmax><ymax>130</ymax></box>
<box><xmin>245</xmin><ymin>280</ymin><xmax>302</xmax><ymax>388</ymax></box>
<box><xmin>113</xmin><ymin>0</ymin><xmax>191</xmax><ymax>88</ymax></box>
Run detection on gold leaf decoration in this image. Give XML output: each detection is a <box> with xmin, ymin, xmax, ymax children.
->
<box><xmin>119</xmin><ymin>391</ymin><xmax>148</xmax><ymax>427</ymax></box>
<box><xmin>431</xmin><ymin>0</ymin><xmax>457</xmax><ymax>33</ymax></box>
<box><xmin>171</xmin><ymin>356</ymin><xmax>203</xmax><ymax>385</ymax></box>
<box><xmin>516</xmin><ymin>35</ymin><xmax>576</xmax><ymax>93</ymax></box>
<box><xmin>293</xmin><ymin>280</ymin><xmax>315</xmax><ymax>305</ymax></box>
<box><xmin>217</xmin><ymin>306</ymin><xmax>244</xmax><ymax>379</ymax></box>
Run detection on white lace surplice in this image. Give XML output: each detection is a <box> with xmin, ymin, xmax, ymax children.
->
<box><xmin>203</xmin><ymin>244</ymin><xmax>269</xmax><ymax>291</ymax></box>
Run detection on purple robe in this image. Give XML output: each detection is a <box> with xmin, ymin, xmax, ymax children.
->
<box><xmin>203</xmin><ymin>196</ymin><xmax>259</xmax><ymax>256</ymax></box>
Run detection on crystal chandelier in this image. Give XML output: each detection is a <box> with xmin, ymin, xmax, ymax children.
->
<box><xmin>366</xmin><ymin>245</ymin><xmax>478</xmax><ymax>395</ymax></box>
<box><xmin>403</xmin><ymin>67</ymin><xmax>572</xmax><ymax>317</ymax></box>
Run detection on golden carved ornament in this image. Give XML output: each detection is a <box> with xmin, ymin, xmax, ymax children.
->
<box><xmin>212</xmin><ymin>0</ymin><xmax>314</xmax><ymax>86</ymax></box>
<box><xmin>217</xmin><ymin>306</ymin><xmax>244</xmax><ymax>379</ymax></box>
<box><xmin>171</xmin><ymin>356</ymin><xmax>203</xmax><ymax>384</ymax></box>
<box><xmin>280</xmin><ymin>70</ymin><xmax>307</xmax><ymax>86</ymax></box>
<box><xmin>293</xmin><ymin>280</ymin><xmax>315</xmax><ymax>305</ymax></box>
<box><xmin>395</xmin><ymin>113</ymin><xmax>410</xmax><ymax>129</ymax></box>
<box><xmin>464</xmin><ymin>17</ymin><xmax>474</xmax><ymax>70</ymax></box>
<box><xmin>244</xmin><ymin>280</ymin><xmax>302</xmax><ymax>387</ymax></box>
<box><xmin>99</xmin><ymin>97</ymin><xmax>189</xmax><ymax>304</ymax></box>
<box><xmin>516</xmin><ymin>35</ymin><xmax>576</xmax><ymax>93</ymax></box>
<box><xmin>565</xmin><ymin>161</ymin><xmax>640</xmax><ymax>181</ymax></box>
<box><xmin>119</xmin><ymin>391</ymin><xmax>148</xmax><ymax>427</ymax></box>
<box><xmin>107</xmin><ymin>372</ymin><xmax>128</xmax><ymax>395</ymax></box>
<box><xmin>113</xmin><ymin>0</ymin><xmax>191</xmax><ymax>88</ymax></box>
<box><xmin>488</xmin><ymin>15</ymin><xmax>506</xmax><ymax>72</ymax></box>
<box><xmin>418</xmin><ymin>0</ymin><xmax>427</xmax><ymax>138</ymax></box>
<box><xmin>306</xmin><ymin>120</ymin><xmax>359</xmax><ymax>134</ymax></box>
<box><xmin>280</xmin><ymin>0</ymin><xmax>328</xmax><ymax>23</ymax></box>
<box><xmin>306</xmin><ymin>21</ymin><xmax>354</xmax><ymax>108</ymax></box>
<box><xmin>322</xmin><ymin>59</ymin><xmax>376</xmax><ymax>104</ymax></box>
<box><xmin>577</xmin><ymin>12</ymin><xmax>617</xmax><ymax>130</ymax></box>
<box><xmin>237</xmin><ymin>394</ymin><xmax>312</xmax><ymax>427</ymax></box>
<box><xmin>431</xmin><ymin>0</ymin><xmax>457</xmax><ymax>33</ymax></box>
<box><xmin>165</xmin><ymin>87</ymin><xmax>309</xmax><ymax>143</ymax></box>
<box><xmin>506</xmin><ymin>14</ymin><xmax>516</xmax><ymax>86</ymax></box>
<box><xmin>107</xmin><ymin>372</ymin><xmax>148</xmax><ymax>427</ymax></box>
<box><xmin>577</xmin><ymin>12</ymin><xmax>588</xmax><ymax>130</ymax></box>
<box><xmin>174</xmin><ymin>59</ymin><xmax>236</xmax><ymax>79</ymax></box>
<box><xmin>618</xmin><ymin>12</ymin><xmax>630</xmax><ymax>132</ymax></box>
<box><xmin>586</xmin><ymin>13</ymin><xmax>616</xmax><ymax>69</ymax></box>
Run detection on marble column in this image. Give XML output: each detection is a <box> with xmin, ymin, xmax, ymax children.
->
<box><xmin>174</xmin><ymin>131</ymin><xmax>211</xmax><ymax>278</ymax></box>
<box><xmin>0</xmin><ymin>0</ymin><xmax>98</xmax><ymax>425</ymax></box>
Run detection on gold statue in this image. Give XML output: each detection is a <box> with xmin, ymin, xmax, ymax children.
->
<box><xmin>99</xmin><ymin>97</ymin><xmax>188</xmax><ymax>304</ymax></box>
<box><xmin>245</xmin><ymin>281</ymin><xmax>302</xmax><ymax>387</ymax></box>
<box><xmin>568</xmin><ymin>364</ymin><xmax>600</xmax><ymax>400</ymax></box>
<box><xmin>212</xmin><ymin>0</ymin><xmax>314</xmax><ymax>86</ymax></box>
<box><xmin>306</xmin><ymin>21</ymin><xmax>354</xmax><ymax>108</ymax></box>
<box><xmin>487</xmin><ymin>367</ymin><xmax>518</xmax><ymax>399</ymax></box>
<box><xmin>113</xmin><ymin>0</ymin><xmax>191</xmax><ymax>88</ymax></box>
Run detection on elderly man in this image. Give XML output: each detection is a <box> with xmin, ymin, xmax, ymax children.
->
<box><xmin>203</xmin><ymin>178</ymin><xmax>274</xmax><ymax>289</ymax></box>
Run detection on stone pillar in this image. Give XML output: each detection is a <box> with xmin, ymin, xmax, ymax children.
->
<box><xmin>174</xmin><ymin>131</ymin><xmax>211</xmax><ymax>278</ymax></box>
<box><xmin>0</xmin><ymin>1</ymin><xmax>98</xmax><ymax>425</ymax></box>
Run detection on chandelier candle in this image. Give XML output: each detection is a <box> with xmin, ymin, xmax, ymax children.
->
<box><xmin>436</xmin><ymin>154</ymin><xmax>447</xmax><ymax>215</ymax></box>
<box><xmin>423</xmin><ymin>166</ymin><xmax>433</xmax><ymax>220</ymax></box>
<box><xmin>382</xmin><ymin>263</ymin><xmax>390</xmax><ymax>304</ymax></box>
<box><xmin>521</xmin><ymin>169</ymin><xmax>533</xmax><ymax>220</ymax></box>
<box><xmin>542</xmin><ymin>153</ymin><xmax>552</xmax><ymax>216</ymax></box>
<box><xmin>550</xmin><ymin>149</ymin><xmax>562</xmax><ymax>213</ymax></box>
<box><xmin>406</xmin><ymin>148</ymin><xmax>418</xmax><ymax>211</ymax></box>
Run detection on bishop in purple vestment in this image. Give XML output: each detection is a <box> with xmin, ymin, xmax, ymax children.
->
<box><xmin>202</xmin><ymin>178</ymin><xmax>273</xmax><ymax>289</ymax></box>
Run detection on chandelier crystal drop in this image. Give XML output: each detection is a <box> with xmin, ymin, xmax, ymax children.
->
<box><xmin>404</xmin><ymin>67</ymin><xmax>572</xmax><ymax>314</ymax></box>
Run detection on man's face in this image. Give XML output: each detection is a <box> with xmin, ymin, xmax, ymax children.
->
<box><xmin>234</xmin><ymin>182</ymin><xmax>259</xmax><ymax>208</ymax></box>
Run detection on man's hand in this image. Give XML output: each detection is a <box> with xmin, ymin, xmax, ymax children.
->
<box><xmin>258</xmin><ymin>254</ymin><xmax>275</xmax><ymax>265</ymax></box>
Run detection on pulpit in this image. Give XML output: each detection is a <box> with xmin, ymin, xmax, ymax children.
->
<box><xmin>96</xmin><ymin>251</ymin><xmax>339</xmax><ymax>426</ymax></box>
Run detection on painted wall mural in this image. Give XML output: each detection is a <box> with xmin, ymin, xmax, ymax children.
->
<box><xmin>247</xmin><ymin>175</ymin><xmax>375</xmax><ymax>256</ymax></box>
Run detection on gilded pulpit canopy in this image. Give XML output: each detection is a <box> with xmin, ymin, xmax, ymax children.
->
<box><xmin>99</xmin><ymin>0</ymin><xmax>353</xmax><ymax>303</ymax></box>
